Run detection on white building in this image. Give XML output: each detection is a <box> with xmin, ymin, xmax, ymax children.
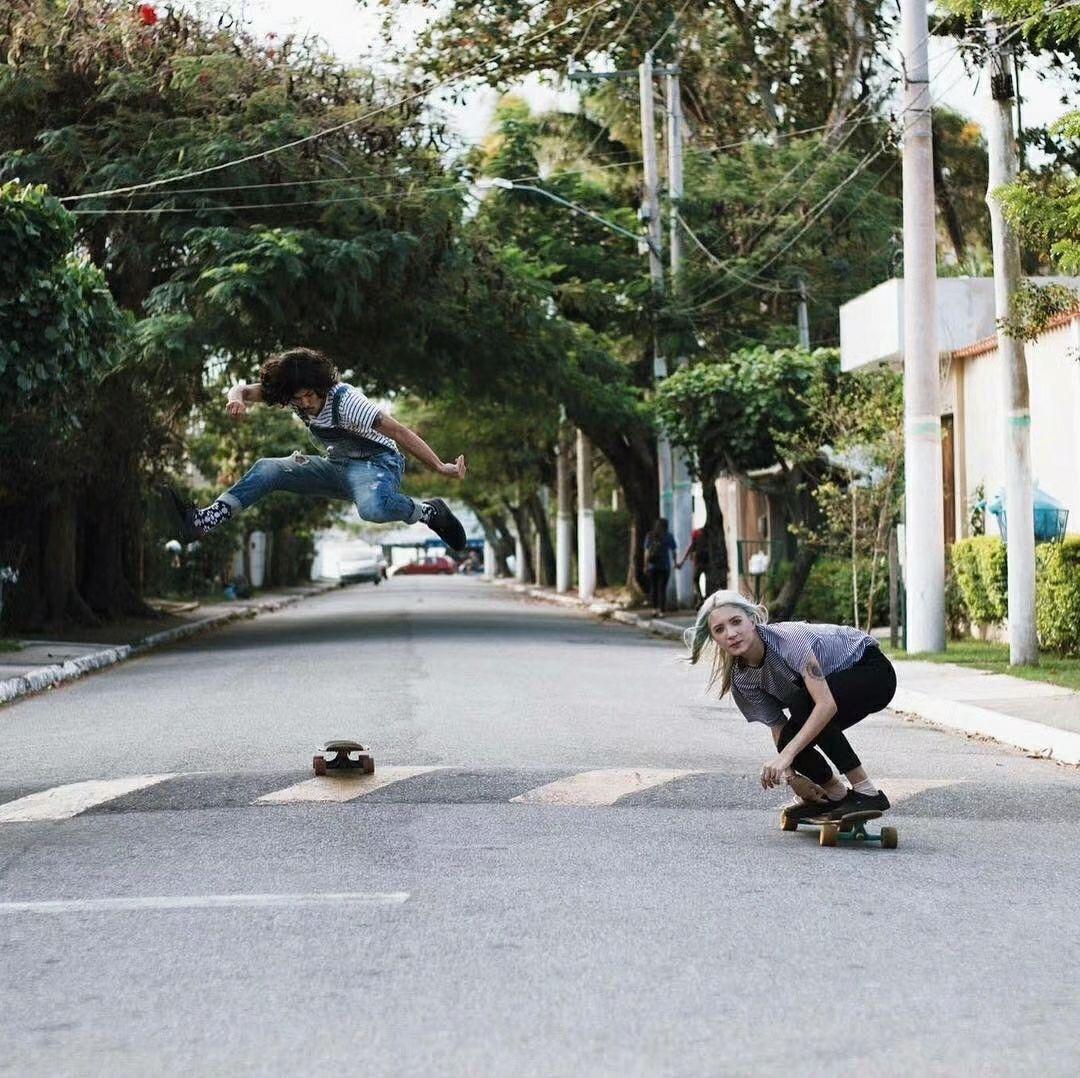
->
<box><xmin>840</xmin><ymin>276</ymin><xmax>1080</xmax><ymax>543</ymax></box>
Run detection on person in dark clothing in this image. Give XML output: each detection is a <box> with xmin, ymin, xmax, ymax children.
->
<box><xmin>643</xmin><ymin>518</ymin><xmax>678</xmax><ymax>617</ymax></box>
<box><xmin>675</xmin><ymin>526</ymin><xmax>709</xmax><ymax>606</ymax></box>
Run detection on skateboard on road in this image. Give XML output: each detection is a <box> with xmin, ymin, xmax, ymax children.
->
<box><xmin>313</xmin><ymin>740</ymin><xmax>375</xmax><ymax>777</ymax></box>
<box><xmin>781</xmin><ymin>808</ymin><xmax>898</xmax><ymax>849</ymax></box>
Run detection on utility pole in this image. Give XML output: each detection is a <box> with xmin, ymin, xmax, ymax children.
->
<box><xmin>665</xmin><ymin>60</ymin><xmax>695</xmax><ymax>609</ymax></box>
<box><xmin>576</xmin><ymin>430</ymin><xmax>596</xmax><ymax>601</ymax></box>
<box><xmin>555</xmin><ymin>409</ymin><xmax>573</xmax><ymax>593</ymax></box>
<box><xmin>797</xmin><ymin>276</ymin><xmax>811</xmax><ymax>349</ymax></box>
<box><xmin>985</xmin><ymin>16</ymin><xmax>1037</xmax><ymax>664</ymax></box>
<box><xmin>640</xmin><ymin>51</ymin><xmax>674</xmax><ymax>545</ymax></box>
<box><xmin>900</xmin><ymin>0</ymin><xmax>946</xmax><ymax>653</ymax></box>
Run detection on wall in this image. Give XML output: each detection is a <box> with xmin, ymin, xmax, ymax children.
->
<box><xmin>947</xmin><ymin>314</ymin><xmax>1080</xmax><ymax>536</ymax></box>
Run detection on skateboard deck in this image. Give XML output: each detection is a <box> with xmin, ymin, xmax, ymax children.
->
<box><xmin>313</xmin><ymin>740</ymin><xmax>375</xmax><ymax>777</ymax></box>
<box><xmin>780</xmin><ymin>807</ymin><xmax>898</xmax><ymax>849</ymax></box>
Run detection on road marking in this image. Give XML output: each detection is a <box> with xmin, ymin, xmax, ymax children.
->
<box><xmin>510</xmin><ymin>768</ymin><xmax>701</xmax><ymax>807</ymax></box>
<box><xmin>879</xmin><ymin>778</ymin><xmax>966</xmax><ymax>804</ymax></box>
<box><xmin>0</xmin><ymin>892</ymin><xmax>410</xmax><ymax>915</ymax></box>
<box><xmin>0</xmin><ymin>775</ymin><xmax>176</xmax><ymax>824</ymax></box>
<box><xmin>255</xmin><ymin>766</ymin><xmax>443</xmax><ymax>805</ymax></box>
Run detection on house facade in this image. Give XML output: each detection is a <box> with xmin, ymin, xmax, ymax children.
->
<box><xmin>840</xmin><ymin>276</ymin><xmax>1080</xmax><ymax>545</ymax></box>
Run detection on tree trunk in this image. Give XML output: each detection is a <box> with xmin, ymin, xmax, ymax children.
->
<box><xmin>79</xmin><ymin>488</ymin><xmax>153</xmax><ymax>618</ymax></box>
<box><xmin>503</xmin><ymin>500</ymin><xmax>535</xmax><ymax>583</ymax></box>
<box><xmin>587</xmin><ymin>426</ymin><xmax>656</xmax><ymax>595</ymax></box>
<box><xmin>768</xmin><ymin>541</ymin><xmax>818</xmax><ymax>622</ymax></box>
<box><xmin>525</xmin><ymin>492</ymin><xmax>557</xmax><ymax>587</ymax></box>
<box><xmin>701</xmin><ymin>477</ymin><xmax>730</xmax><ymax>595</ymax></box>
<box><xmin>479</xmin><ymin>509</ymin><xmax>515</xmax><ymax>577</ymax></box>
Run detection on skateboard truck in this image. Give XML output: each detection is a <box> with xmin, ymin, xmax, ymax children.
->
<box><xmin>313</xmin><ymin>740</ymin><xmax>375</xmax><ymax>777</ymax></box>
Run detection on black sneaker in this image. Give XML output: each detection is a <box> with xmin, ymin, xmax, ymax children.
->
<box><xmin>821</xmin><ymin>788</ymin><xmax>891</xmax><ymax>818</ymax></box>
<box><xmin>782</xmin><ymin>797</ymin><xmax>845</xmax><ymax>823</ymax></box>
<box><xmin>162</xmin><ymin>485</ymin><xmax>203</xmax><ymax>543</ymax></box>
<box><xmin>423</xmin><ymin>498</ymin><xmax>467</xmax><ymax>554</ymax></box>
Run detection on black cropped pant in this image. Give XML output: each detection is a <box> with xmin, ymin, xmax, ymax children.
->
<box><xmin>777</xmin><ymin>646</ymin><xmax>897</xmax><ymax>784</ymax></box>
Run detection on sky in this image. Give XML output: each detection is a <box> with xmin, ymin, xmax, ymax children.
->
<box><xmin>182</xmin><ymin>0</ymin><xmax>1073</xmax><ymax>158</ymax></box>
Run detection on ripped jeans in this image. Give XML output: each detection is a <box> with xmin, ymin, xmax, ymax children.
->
<box><xmin>217</xmin><ymin>450</ymin><xmax>422</xmax><ymax>525</ymax></box>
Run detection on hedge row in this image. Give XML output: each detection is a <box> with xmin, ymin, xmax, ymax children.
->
<box><xmin>792</xmin><ymin>556</ymin><xmax>888</xmax><ymax>627</ymax></box>
<box><xmin>949</xmin><ymin>535</ymin><xmax>1080</xmax><ymax>655</ymax></box>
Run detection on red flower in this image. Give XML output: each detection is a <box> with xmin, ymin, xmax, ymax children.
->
<box><xmin>137</xmin><ymin>4</ymin><xmax>158</xmax><ymax>26</ymax></box>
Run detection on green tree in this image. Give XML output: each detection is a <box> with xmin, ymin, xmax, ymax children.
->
<box><xmin>0</xmin><ymin>182</ymin><xmax>128</xmax><ymax>627</ymax></box>
<box><xmin>944</xmin><ymin>1</ymin><xmax>1080</xmax><ymax>279</ymax></box>
<box><xmin>0</xmin><ymin>1</ymin><xmax>535</xmax><ymax>624</ymax></box>
<box><xmin>655</xmin><ymin>346</ymin><xmax>837</xmax><ymax>617</ymax></box>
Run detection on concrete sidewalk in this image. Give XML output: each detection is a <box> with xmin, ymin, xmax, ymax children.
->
<box><xmin>500</xmin><ymin>580</ymin><xmax>1080</xmax><ymax>767</ymax></box>
<box><xmin>0</xmin><ymin>582</ymin><xmax>345</xmax><ymax>707</ymax></box>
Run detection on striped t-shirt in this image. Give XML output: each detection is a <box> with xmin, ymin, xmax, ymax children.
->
<box><xmin>299</xmin><ymin>383</ymin><xmax>397</xmax><ymax>453</ymax></box>
<box><xmin>730</xmin><ymin>621</ymin><xmax>877</xmax><ymax>727</ymax></box>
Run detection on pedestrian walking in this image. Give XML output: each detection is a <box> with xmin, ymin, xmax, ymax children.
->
<box><xmin>643</xmin><ymin>518</ymin><xmax>677</xmax><ymax>617</ymax></box>
<box><xmin>674</xmin><ymin>525</ymin><xmax>709</xmax><ymax>606</ymax></box>
<box><xmin>685</xmin><ymin>589</ymin><xmax>896</xmax><ymax>820</ymax></box>
<box><xmin>165</xmin><ymin>348</ymin><xmax>469</xmax><ymax>551</ymax></box>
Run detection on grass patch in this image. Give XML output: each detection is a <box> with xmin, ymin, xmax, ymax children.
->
<box><xmin>881</xmin><ymin>639</ymin><xmax>1080</xmax><ymax>693</ymax></box>
<box><xmin>0</xmin><ymin>640</ymin><xmax>23</xmax><ymax>653</ymax></box>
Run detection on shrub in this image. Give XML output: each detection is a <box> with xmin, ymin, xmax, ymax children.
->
<box><xmin>949</xmin><ymin>536</ymin><xmax>1008</xmax><ymax>625</ymax></box>
<box><xmin>1036</xmin><ymin>537</ymin><xmax>1080</xmax><ymax>654</ymax></box>
<box><xmin>793</xmin><ymin>556</ymin><xmax>888</xmax><ymax>627</ymax></box>
<box><xmin>594</xmin><ymin>508</ymin><xmax>630</xmax><ymax>587</ymax></box>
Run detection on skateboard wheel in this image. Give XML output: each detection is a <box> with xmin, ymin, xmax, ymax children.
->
<box><xmin>780</xmin><ymin>814</ymin><xmax>799</xmax><ymax>832</ymax></box>
<box><xmin>819</xmin><ymin>824</ymin><xmax>839</xmax><ymax>847</ymax></box>
<box><xmin>362</xmin><ymin>758</ymin><xmax>375</xmax><ymax>775</ymax></box>
<box><xmin>313</xmin><ymin>755</ymin><xmax>327</xmax><ymax>776</ymax></box>
<box><xmin>880</xmin><ymin>826</ymin><xmax>898</xmax><ymax>850</ymax></box>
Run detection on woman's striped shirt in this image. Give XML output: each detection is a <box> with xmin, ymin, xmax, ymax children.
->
<box><xmin>730</xmin><ymin>621</ymin><xmax>877</xmax><ymax>727</ymax></box>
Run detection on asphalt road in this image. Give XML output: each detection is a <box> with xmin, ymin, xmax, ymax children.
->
<box><xmin>1</xmin><ymin>578</ymin><xmax>1078</xmax><ymax>1076</ymax></box>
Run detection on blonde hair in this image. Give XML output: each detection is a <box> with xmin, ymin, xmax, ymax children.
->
<box><xmin>683</xmin><ymin>589</ymin><xmax>769</xmax><ymax>697</ymax></box>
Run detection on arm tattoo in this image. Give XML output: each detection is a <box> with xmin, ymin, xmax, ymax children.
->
<box><xmin>804</xmin><ymin>656</ymin><xmax>825</xmax><ymax>681</ymax></box>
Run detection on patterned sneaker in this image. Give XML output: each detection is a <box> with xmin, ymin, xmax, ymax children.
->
<box><xmin>162</xmin><ymin>485</ymin><xmax>203</xmax><ymax>543</ymax></box>
<box><xmin>423</xmin><ymin>498</ymin><xmax>467</xmax><ymax>554</ymax></box>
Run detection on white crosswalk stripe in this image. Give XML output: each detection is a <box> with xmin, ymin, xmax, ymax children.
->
<box><xmin>0</xmin><ymin>770</ymin><xmax>973</xmax><ymax>820</ymax></box>
<box><xmin>0</xmin><ymin>775</ymin><xmax>177</xmax><ymax>823</ymax></box>
<box><xmin>254</xmin><ymin>766</ymin><xmax>443</xmax><ymax>805</ymax></box>
<box><xmin>510</xmin><ymin>768</ymin><xmax>702</xmax><ymax>807</ymax></box>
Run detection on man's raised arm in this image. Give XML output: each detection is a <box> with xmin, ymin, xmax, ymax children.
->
<box><xmin>225</xmin><ymin>382</ymin><xmax>264</xmax><ymax>420</ymax></box>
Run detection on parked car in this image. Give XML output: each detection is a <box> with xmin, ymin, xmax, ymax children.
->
<box><xmin>391</xmin><ymin>555</ymin><xmax>457</xmax><ymax>576</ymax></box>
<box><xmin>338</xmin><ymin>545</ymin><xmax>388</xmax><ymax>585</ymax></box>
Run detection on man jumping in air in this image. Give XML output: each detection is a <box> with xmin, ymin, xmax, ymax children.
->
<box><xmin>166</xmin><ymin>347</ymin><xmax>469</xmax><ymax>552</ymax></box>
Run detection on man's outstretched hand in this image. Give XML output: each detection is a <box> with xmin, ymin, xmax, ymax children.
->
<box><xmin>438</xmin><ymin>455</ymin><xmax>467</xmax><ymax>480</ymax></box>
<box><xmin>226</xmin><ymin>399</ymin><xmax>247</xmax><ymax>421</ymax></box>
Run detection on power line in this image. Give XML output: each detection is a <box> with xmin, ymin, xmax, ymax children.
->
<box><xmin>69</xmin><ymin>182</ymin><xmax>469</xmax><ymax>216</ymax></box>
<box><xmin>57</xmin><ymin>0</ymin><xmax>621</xmax><ymax>204</ymax></box>
<box><xmin>676</xmin><ymin>32</ymin><xmax>989</xmax><ymax>311</ymax></box>
<box><xmin>63</xmin><ymin>112</ymin><xmax>886</xmax><ymax>217</ymax></box>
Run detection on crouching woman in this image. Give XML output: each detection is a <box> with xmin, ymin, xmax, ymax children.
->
<box><xmin>686</xmin><ymin>590</ymin><xmax>897</xmax><ymax>820</ymax></box>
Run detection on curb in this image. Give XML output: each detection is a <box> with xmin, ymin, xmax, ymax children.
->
<box><xmin>495</xmin><ymin>580</ymin><xmax>689</xmax><ymax>640</ymax></box>
<box><xmin>0</xmin><ymin>583</ymin><xmax>344</xmax><ymax>708</ymax></box>
<box><xmin>490</xmin><ymin>578</ymin><xmax>1080</xmax><ymax>766</ymax></box>
<box><xmin>890</xmin><ymin>688</ymin><xmax>1080</xmax><ymax>767</ymax></box>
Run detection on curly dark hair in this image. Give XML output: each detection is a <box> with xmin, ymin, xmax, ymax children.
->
<box><xmin>259</xmin><ymin>348</ymin><xmax>339</xmax><ymax>406</ymax></box>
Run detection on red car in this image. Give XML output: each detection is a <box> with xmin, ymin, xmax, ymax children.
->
<box><xmin>391</xmin><ymin>555</ymin><xmax>457</xmax><ymax>576</ymax></box>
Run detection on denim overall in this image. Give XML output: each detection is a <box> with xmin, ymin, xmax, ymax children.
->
<box><xmin>218</xmin><ymin>386</ymin><xmax>422</xmax><ymax>524</ymax></box>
